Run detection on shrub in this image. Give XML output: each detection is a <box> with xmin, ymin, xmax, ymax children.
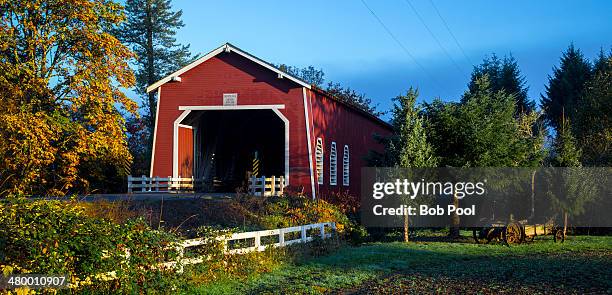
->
<box><xmin>233</xmin><ymin>194</ymin><xmax>364</xmax><ymax>242</ymax></box>
<box><xmin>0</xmin><ymin>199</ymin><xmax>181</xmax><ymax>293</ymax></box>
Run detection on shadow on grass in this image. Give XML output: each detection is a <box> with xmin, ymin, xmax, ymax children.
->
<box><xmin>239</xmin><ymin>239</ymin><xmax>611</xmax><ymax>294</ymax></box>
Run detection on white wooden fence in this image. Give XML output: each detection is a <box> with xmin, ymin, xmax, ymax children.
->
<box><xmin>160</xmin><ymin>222</ymin><xmax>335</xmax><ymax>271</ymax></box>
<box><xmin>248</xmin><ymin>175</ymin><xmax>285</xmax><ymax>196</ymax></box>
<box><xmin>127</xmin><ymin>175</ymin><xmax>200</xmax><ymax>193</ymax></box>
<box><xmin>94</xmin><ymin>222</ymin><xmax>335</xmax><ymax>281</ymax></box>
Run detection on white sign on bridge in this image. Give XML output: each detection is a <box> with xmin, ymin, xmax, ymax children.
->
<box><xmin>223</xmin><ymin>93</ymin><xmax>238</xmax><ymax>106</ymax></box>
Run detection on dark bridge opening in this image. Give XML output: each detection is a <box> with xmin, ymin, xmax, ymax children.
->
<box><xmin>183</xmin><ymin>109</ymin><xmax>285</xmax><ymax>193</ymax></box>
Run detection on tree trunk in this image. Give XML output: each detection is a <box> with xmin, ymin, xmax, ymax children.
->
<box><xmin>144</xmin><ymin>0</ymin><xmax>157</xmax><ymax>170</ymax></box>
<box><xmin>145</xmin><ymin>0</ymin><xmax>156</xmax><ymax>133</ymax></box>
<box><xmin>563</xmin><ymin>211</ymin><xmax>568</xmax><ymax>236</ymax></box>
<box><xmin>449</xmin><ymin>191</ymin><xmax>460</xmax><ymax>238</ymax></box>
<box><xmin>529</xmin><ymin>170</ymin><xmax>536</xmax><ymax>220</ymax></box>
<box><xmin>403</xmin><ymin>213</ymin><xmax>409</xmax><ymax>242</ymax></box>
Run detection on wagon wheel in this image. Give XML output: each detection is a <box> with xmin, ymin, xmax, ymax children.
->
<box><xmin>503</xmin><ymin>222</ymin><xmax>522</xmax><ymax>245</ymax></box>
<box><xmin>554</xmin><ymin>229</ymin><xmax>565</xmax><ymax>243</ymax></box>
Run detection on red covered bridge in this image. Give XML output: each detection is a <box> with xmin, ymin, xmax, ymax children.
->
<box><xmin>146</xmin><ymin>43</ymin><xmax>391</xmax><ymax>200</ymax></box>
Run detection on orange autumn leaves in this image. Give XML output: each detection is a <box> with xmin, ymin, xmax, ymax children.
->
<box><xmin>0</xmin><ymin>0</ymin><xmax>138</xmax><ymax>196</ymax></box>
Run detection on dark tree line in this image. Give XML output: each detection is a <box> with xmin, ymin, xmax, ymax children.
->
<box><xmin>369</xmin><ymin>44</ymin><xmax>610</xmax><ymax>238</ymax></box>
<box><xmin>276</xmin><ymin>64</ymin><xmax>384</xmax><ymax>117</ymax></box>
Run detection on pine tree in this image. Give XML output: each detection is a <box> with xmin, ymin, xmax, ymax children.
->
<box><xmin>391</xmin><ymin>88</ymin><xmax>438</xmax><ymax>169</ymax></box>
<box><xmin>388</xmin><ymin>88</ymin><xmax>437</xmax><ymax>242</ymax></box>
<box><xmin>551</xmin><ymin>116</ymin><xmax>581</xmax><ymax>167</ymax></box>
<box><xmin>426</xmin><ymin>76</ymin><xmax>545</xmax><ymax>237</ymax></box>
<box><xmin>468</xmin><ymin>54</ymin><xmax>534</xmax><ymax>115</ymax></box>
<box><xmin>592</xmin><ymin>48</ymin><xmax>612</xmax><ymax>75</ymax></box>
<box><xmin>116</xmin><ymin>0</ymin><xmax>194</xmax><ymax>174</ymax></box>
<box><xmin>541</xmin><ymin>44</ymin><xmax>592</xmax><ymax>132</ymax></box>
<box><xmin>574</xmin><ymin>52</ymin><xmax>612</xmax><ymax>166</ymax></box>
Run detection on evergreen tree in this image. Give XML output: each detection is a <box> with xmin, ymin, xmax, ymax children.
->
<box><xmin>592</xmin><ymin>48</ymin><xmax>612</xmax><ymax>75</ymax></box>
<box><xmin>383</xmin><ymin>88</ymin><xmax>437</xmax><ymax>242</ymax></box>
<box><xmin>468</xmin><ymin>54</ymin><xmax>534</xmax><ymax>115</ymax></box>
<box><xmin>391</xmin><ymin>89</ymin><xmax>438</xmax><ymax>169</ymax></box>
<box><xmin>426</xmin><ymin>76</ymin><xmax>545</xmax><ymax>237</ymax></box>
<box><xmin>116</xmin><ymin>0</ymin><xmax>194</xmax><ymax>174</ymax></box>
<box><xmin>551</xmin><ymin>117</ymin><xmax>581</xmax><ymax>167</ymax></box>
<box><xmin>541</xmin><ymin>44</ymin><xmax>592</xmax><ymax>132</ymax></box>
<box><xmin>574</xmin><ymin>53</ymin><xmax>612</xmax><ymax>166</ymax></box>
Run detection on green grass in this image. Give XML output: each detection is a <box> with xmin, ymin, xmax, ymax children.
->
<box><xmin>182</xmin><ymin>235</ymin><xmax>612</xmax><ymax>294</ymax></box>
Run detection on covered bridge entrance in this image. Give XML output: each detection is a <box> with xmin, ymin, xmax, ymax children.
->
<box><xmin>176</xmin><ymin>105</ymin><xmax>288</xmax><ymax>193</ymax></box>
<box><xmin>144</xmin><ymin>43</ymin><xmax>392</xmax><ymax>200</ymax></box>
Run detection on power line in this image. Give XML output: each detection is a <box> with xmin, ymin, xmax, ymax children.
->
<box><xmin>403</xmin><ymin>0</ymin><xmax>467</xmax><ymax>77</ymax></box>
<box><xmin>428</xmin><ymin>0</ymin><xmax>474</xmax><ymax>67</ymax></box>
<box><xmin>359</xmin><ymin>0</ymin><xmax>444</xmax><ymax>93</ymax></box>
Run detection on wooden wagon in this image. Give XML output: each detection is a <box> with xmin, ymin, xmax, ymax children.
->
<box><xmin>473</xmin><ymin>218</ymin><xmax>566</xmax><ymax>245</ymax></box>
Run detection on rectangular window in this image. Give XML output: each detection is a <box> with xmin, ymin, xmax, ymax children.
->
<box><xmin>343</xmin><ymin>145</ymin><xmax>349</xmax><ymax>186</ymax></box>
<box><xmin>316</xmin><ymin>138</ymin><xmax>324</xmax><ymax>184</ymax></box>
<box><xmin>330</xmin><ymin>142</ymin><xmax>337</xmax><ymax>185</ymax></box>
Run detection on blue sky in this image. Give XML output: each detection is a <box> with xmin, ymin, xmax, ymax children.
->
<box><xmin>166</xmin><ymin>0</ymin><xmax>611</xmax><ymax>118</ymax></box>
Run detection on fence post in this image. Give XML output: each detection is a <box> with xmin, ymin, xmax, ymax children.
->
<box><xmin>279</xmin><ymin>176</ymin><xmax>284</xmax><ymax>196</ymax></box>
<box><xmin>127</xmin><ymin>175</ymin><xmax>133</xmax><ymax>193</ymax></box>
<box><xmin>154</xmin><ymin>177</ymin><xmax>159</xmax><ymax>192</ymax></box>
<box><xmin>271</xmin><ymin>176</ymin><xmax>276</xmax><ymax>196</ymax></box>
<box><xmin>176</xmin><ymin>244</ymin><xmax>184</xmax><ymax>273</ymax></box>
<box><xmin>320</xmin><ymin>223</ymin><xmax>325</xmax><ymax>239</ymax></box>
<box><xmin>168</xmin><ymin>176</ymin><xmax>173</xmax><ymax>192</ymax></box>
<box><xmin>222</xmin><ymin>239</ymin><xmax>228</xmax><ymax>254</ymax></box>
<box><xmin>301</xmin><ymin>225</ymin><xmax>307</xmax><ymax>242</ymax></box>
<box><xmin>279</xmin><ymin>228</ymin><xmax>285</xmax><ymax>246</ymax></box>
<box><xmin>261</xmin><ymin>176</ymin><xmax>266</xmax><ymax>196</ymax></box>
<box><xmin>141</xmin><ymin>175</ymin><xmax>146</xmax><ymax>192</ymax></box>
<box><xmin>254</xmin><ymin>232</ymin><xmax>261</xmax><ymax>251</ymax></box>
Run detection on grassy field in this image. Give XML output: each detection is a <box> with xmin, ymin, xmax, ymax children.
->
<box><xmin>184</xmin><ymin>235</ymin><xmax>612</xmax><ymax>294</ymax></box>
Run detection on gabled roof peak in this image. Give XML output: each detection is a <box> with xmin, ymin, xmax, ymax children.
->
<box><xmin>146</xmin><ymin>43</ymin><xmax>311</xmax><ymax>93</ymax></box>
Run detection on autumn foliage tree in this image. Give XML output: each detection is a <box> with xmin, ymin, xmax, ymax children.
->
<box><xmin>0</xmin><ymin>0</ymin><xmax>138</xmax><ymax>196</ymax></box>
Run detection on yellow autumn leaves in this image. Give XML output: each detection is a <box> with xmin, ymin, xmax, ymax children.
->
<box><xmin>0</xmin><ymin>0</ymin><xmax>139</xmax><ymax>196</ymax></box>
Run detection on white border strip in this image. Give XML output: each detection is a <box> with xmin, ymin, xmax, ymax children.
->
<box><xmin>303</xmin><ymin>88</ymin><xmax>316</xmax><ymax>200</ymax></box>
<box><xmin>149</xmin><ymin>87</ymin><xmax>161</xmax><ymax>177</ymax></box>
<box><xmin>179</xmin><ymin>104</ymin><xmax>285</xmax><ymax>111</ymax></box>
<box><xmin>173</xmin><ymin>110</ymin><xmax>192</xmax><ymax>178</ymax></box>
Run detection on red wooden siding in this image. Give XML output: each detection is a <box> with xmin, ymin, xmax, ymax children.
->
<box><xmin>151</xmin><ymin>51</ymin><xmax>311</xmax><ymax>190</ymax></box>
<box><xmin>150</xmin><ymin>45</ymin><xmax>392</xmax><ymax>203</ymax></box>
<box><xmin>178</xmin><ymin>126</ymin><xmax>194</xmax><ymax>178</ymax></box>
<box><xmin>307</xmin><ymin>89</ymin><xmax>391</xmax><ymax>203</ymax></box>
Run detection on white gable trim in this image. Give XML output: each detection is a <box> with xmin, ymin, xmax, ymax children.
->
<box><xmin>146</xmin><ymin>43</ymin><xmax>311</xmax><ymax>93</ymax></box>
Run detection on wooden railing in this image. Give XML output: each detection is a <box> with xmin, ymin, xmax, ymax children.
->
<box><xmin>161</xmin><ymin>222</ymin><xmax>336</xmax><ymax>271</ymax></box>
<box><xmin>127</xmin><ymin>175</ymin><xmax>200</xmax><ymax>193</ymax></box>
<box><xmin>248</xmin><ymin>175</ymin><xmax>285</xmax><ymax>196</ymax></box>
<box><xmin>95</xmin><ymin>222</ymin><xmax>335</xmax><ymax>281</ymax></box>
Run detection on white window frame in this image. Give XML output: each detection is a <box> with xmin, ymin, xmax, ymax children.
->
<box><xmin>343</xmin><ymin>145</ymin><xmax>350</xmax><ymax>186</ymax></box>
<box><xmin>330</xmin><ymin>142</ymin><xmax>337</xmax><ymax>186</ymax></box>
<box><xmin>315</xmin><ymin>138</ymin><xmax>324</xmax><ymax>185</ymax></box>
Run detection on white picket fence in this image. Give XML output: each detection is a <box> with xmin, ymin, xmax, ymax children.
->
<box><xmin>161</xmin><ymin>222</ymin><xmax>335</xmax><ymax>271</ymax></box>
<box><xmin>248</xmin><ymin>175</ymin><xmax>285</xmax><ymax>196</ymax></box>
<box><xmin>94</xmin><ymin>222</ymin><xmax>336</xmax><ymax>281</ymax></box>
<box><xmin>127</xmin><ymin>175</ymin><xmax>200</xmax><ymax>193</ymax></box>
